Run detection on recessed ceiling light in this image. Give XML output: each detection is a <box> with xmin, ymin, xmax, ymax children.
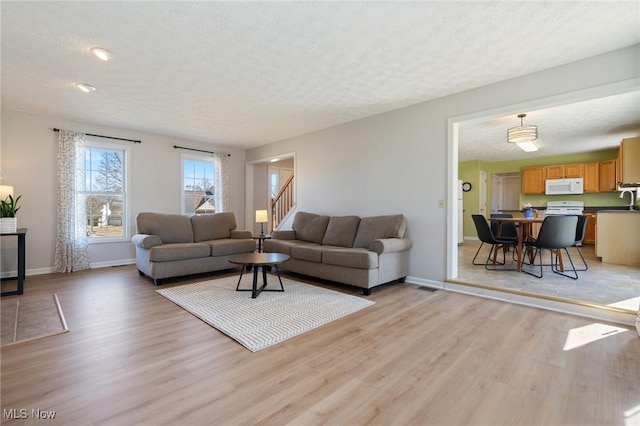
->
<box><xmin>90</xmin><ymin>47</ymin><xmax>113</xmax><ymax>61</ymax></box>
<box><xmin>75</xmin><ymin>82</ymin><xmax>96</xmax><ymax>93</ymax></box>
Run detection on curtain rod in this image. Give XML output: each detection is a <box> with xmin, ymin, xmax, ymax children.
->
<box><xmin>173</xmin><ymin>145</ymin><xmax>231</xmax><ymax>157</ymax></box>
<box><xmin>53</xmin><ymin>128</ymin><xmax>141</xmax><ymax>144</ymax></box>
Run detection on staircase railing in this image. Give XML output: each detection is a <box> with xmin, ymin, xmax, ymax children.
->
<box><xmin>271</xmin><ymin>174</ymin><xmax>295</xmax><ymax>230</ymax></box>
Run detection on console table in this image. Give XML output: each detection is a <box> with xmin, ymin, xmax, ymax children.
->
<box><xmin>1</xmin><ymin>228</ymin><xmax>27</xmax><ymax>297</ymax></box>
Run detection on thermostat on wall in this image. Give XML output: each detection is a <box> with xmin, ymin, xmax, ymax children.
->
<box><xmin>462</xmin><ymin>182</ymin><xmax>472</xmax><ymax>192</ymax></box>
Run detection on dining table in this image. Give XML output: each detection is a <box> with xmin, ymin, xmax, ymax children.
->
<box><xmin>489</xmin><ymin>216</ymin><xmax>546</xmax><ymax>272</ymax></box>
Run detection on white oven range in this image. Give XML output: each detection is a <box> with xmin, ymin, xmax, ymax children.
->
<box><xmin>545</xmin><ymin>200</ymin><xmax>584</xmax><ymax>216</ymax></box>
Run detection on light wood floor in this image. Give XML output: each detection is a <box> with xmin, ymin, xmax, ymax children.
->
<box><xmin>1</xmin><ymin>266</ymin><xmax>639</xmax><ymax>425</ymax></box>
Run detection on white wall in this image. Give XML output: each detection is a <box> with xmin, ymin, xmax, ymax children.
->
<box><xmin>246</xmin><ymin>45</ymin><xmax>640</xmax><ymax>286</ymax></box>
<box><xmin>0</xmin><ymin>110</ymin><xmax>246</xmax><ymax>275</ymax></box>
<box><xmin>2</xmin><ymin>45</ymin><xmax>637</xmax><ymax>280</ymax></box>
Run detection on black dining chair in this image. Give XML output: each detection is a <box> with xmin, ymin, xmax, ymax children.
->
<box><xmin>490</xmin><ymin>213</ymin><xmax>518</xmax><ymax>241</ymax></box>
<box><xmin>571</xmin><ymin>215</ymin><xmax>589</xmax><ymax>271</ymax></box>
<box><xmin>471</xmin><ymin>214</ymin><xmax>519</xmax><ymax>270</ymax></box>
<box><xmin>521</xmin><ymin>215</ymin><xmax>579</xmax><ymax>279</ymax></box>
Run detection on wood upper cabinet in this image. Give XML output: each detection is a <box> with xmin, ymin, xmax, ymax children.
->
<box><xmin>599</xmin><ymin>159</ymin><xmax>618</xmax><ymax>192</ymax></box>
<box><xmin>545</xmin><ymin>163</ymin><xmax>584</xmax><ymax>179</ymax></box>
<box><xmin>521</xmin><ymin>167</ymin><xmax>546</xmax><ymax>194</ymax></box>
<box><xmin>545</xmin><ymin>165</ymin><xmax>564</xmax><ymax>179</ymax></box>
<box><xmin>583</xmin><ymin>162</ymin><xmax>599</xmax><ymax>193</ymax></box>
<box><xmin>564</xmin><ymin>163</ymin><xmax>584</xmax><ymax>178</ymax></box>
<box><xmin>620</xmin><ymin>136</ymin><xmax>640</xmax><ymax>185</ymax></box>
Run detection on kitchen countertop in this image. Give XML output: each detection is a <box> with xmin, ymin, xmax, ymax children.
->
<box><xmin>595</xmin><ymin>208</ymin><xmax>640</xmax><ymax>214</ymax></box>
<box><xmin>500</xmin><ymin>206</ymin><xmax>639</xmax><ymax>214</ymax></box>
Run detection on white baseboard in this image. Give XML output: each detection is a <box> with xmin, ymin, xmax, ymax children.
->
<box><xmin>1</xmin><ymin>258</ymin><xmax>136</xmax><ymax>279</ymax></box>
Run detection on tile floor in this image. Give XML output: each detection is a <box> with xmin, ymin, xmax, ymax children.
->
<box><xmin>456</xmin><ymin>240</ymin><xmax>640</xmax><ymax>311</ymax></box>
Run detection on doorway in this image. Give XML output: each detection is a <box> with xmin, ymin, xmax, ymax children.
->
<box><xmin>245</xmin><ymin>153</ymin><xmax>296</xmax><ymax>236</ymax></box>
<box><xmin>490</xmin><ymin>172</ymin><xmax>521</xmax><ymax>213</ymax></box>
<box><xmin>447</xmin><ymin>81</ymin><xmax>640</xmax><ymax>322</ymax></box>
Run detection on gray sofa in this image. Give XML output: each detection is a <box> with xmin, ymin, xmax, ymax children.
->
<box><xmin>263</xmin><ymin>211</ymin><xmax>412</xmax><ymax>294</ymax></box>
<box><xmin>132</xmin><ymin>212</ymin><xmax>255</xmax><ymax>285</ymax></box>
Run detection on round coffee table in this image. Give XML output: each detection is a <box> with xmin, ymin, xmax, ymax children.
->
<box><xmin>228</xmin><ymin>253</ymin><xmax>290</xmax><ymax>298</ymax></box>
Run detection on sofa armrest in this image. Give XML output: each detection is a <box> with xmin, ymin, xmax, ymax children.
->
<box><xmin>369</xmin><ymin>238</ymin><xmax>413</xmax><ymax>254</ymax></box>
<box><xmin>132</xmin><ymin>234</ymin><xmax>162</xmax><ymax>249</ymax></box>
<box><xmin>271</xmin><ymin>230</ymin><xmax>296</xmax><ymax>240</ymax></box>
<box><xmin>230</xmin><ymin>230</ymin><xmax>252</xmax><ymax>239</ymax></box>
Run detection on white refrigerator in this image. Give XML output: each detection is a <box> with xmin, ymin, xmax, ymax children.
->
<box><xmin>458</xmin><ymin>180</ymin><xmax>464</xmax><ymax>245</ymax></box>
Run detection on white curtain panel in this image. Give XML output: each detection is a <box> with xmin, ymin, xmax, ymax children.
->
<box><xmin>54</xmin><ymin>130</ymin><xmax>90</xmax><ymax>273</ymax></box>
<box><xmin>214</xmin><ymin>153</ymin><xmax>230</xmax><ymax>213</ymax></box>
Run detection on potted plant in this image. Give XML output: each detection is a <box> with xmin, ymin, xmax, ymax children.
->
<box><xmin>522</xmin><ymin>202</ymin><xmax>534</xmax><ymax>219</ymax></box>
<box><xmin>0</xmin><ymin>194</ymin><xmax>22</xmax><ymax>233</ymax></box>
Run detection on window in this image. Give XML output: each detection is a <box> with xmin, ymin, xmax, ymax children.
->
<box><xmin>82</xmin><ymin>143</ymin><xmax>128</xmax><ymax>241</ymax></box>
<box><xmin>182</xmin><ymin>155</ymin><xmax>215</xmax><ymax>215</ymax></box>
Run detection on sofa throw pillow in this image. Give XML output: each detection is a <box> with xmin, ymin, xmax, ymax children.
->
<box><xmin>292</xmin><ymin>212</ymin><xmax>330</xmax><ymax>244</ymax></box>
<box><xmin>191</xmin><ymin>212</ymin><xmax>237</xmax><ymax>242</ymax></box>
<box><xmin>353</xmin><ymin>214</ymin><xmax>407</xmax><ymax>248</ymax></box>
<box><xmin>322</xmin><ymin>216</ymin><xmax>361</xmax><ymax>247</ymax></box>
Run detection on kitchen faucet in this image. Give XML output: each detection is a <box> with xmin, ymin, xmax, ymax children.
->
<box><xmin>619</xmin><ymin>188</ymin><xmax>637</xmax><ymax>210</ymax></box>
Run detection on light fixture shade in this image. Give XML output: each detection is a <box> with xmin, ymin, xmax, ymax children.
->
<box><xmin>255</xmin><ymin>210</ymin><xmax>268</xmax><ymax>223</ymax></box>
<box><xmin>0</xmin><ymin>185</ymin><xmax>14</xmax><ymax>200</ymax></box>
<box><xmin>516</xmin><ymin>141</ymin><xmax>539</xmax><ymax>152</ymax></box>
<box><xmin>508</xmin><ymin>125</ymin><xmax>538</xmax><ymax>143</ymax></box>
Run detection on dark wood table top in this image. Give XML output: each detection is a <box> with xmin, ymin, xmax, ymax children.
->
<box><xmin>0</xmin><ymin>228</ymin><xmax>28</xmax><ymax>236</ymax></box>
<box><xmin>228</xmin><ymin>252</ymin><xmax>290</xmax><ymax>266</ymax></box>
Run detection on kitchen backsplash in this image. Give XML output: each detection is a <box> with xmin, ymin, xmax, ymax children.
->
<box><xmin>521</xmin><ymin>192</ymin><xmax>634</xmax><ymax>209</ymax></box>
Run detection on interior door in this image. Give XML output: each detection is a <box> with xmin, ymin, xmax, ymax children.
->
<box><xmin>269</xmin><ymin>167</ymin><xmax>293</xmax><ymax>198</ymax></box>
<box><xmin>502</xmin><ymin>176</ymin><xmax>521</xmax><ymax>210</ymax></box>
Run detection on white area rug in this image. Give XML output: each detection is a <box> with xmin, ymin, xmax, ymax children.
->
<box><xmin>156</xmin><ymin>275</ymin><xmax>375</xmax><ymax>352</ymax></box>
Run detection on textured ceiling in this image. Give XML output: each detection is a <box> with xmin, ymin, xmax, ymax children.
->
<box><xmin>458</xmin><ymin>90</ymin><xmax>640</xmax><ymax>162</ymax></box>
<box><xmin>2</xmin><ymin>1</ymin><xmax>639</xmax><ymax>159</ymax></box>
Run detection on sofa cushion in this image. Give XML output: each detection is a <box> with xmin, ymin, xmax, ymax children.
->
<box><xmin>292</xmin><ymin>212</ymin><xmax>330</xmax><ymax>244</ymax></box>
<box><xmin>191</xmin><ymin>212</ymin><xmax>237</xmax><ymax>242</ymax></box>
<box><xmin>353</xmin><ymin>215</ymin><xmax>407</xmax><ymax>249</ymax></box>
<box><xmin>136</xmin><ymin>212</ymin><xmax>194</xmax><ymax>244</ymax></box>
<box><xmin>322</xmin><ymin>248</ymin><xmax>379</xmax><ymax>269</ymax></box>
<box><xmin>291</xmin><ymin>244</ymin><xmax>324</xmax><ymax>262</ymax></box>
<box><xmin>264</xmin><ymin>239</ymin><xmax>316</xmax><ymax>256</ymax></box>
<box><xmin>322</xmin><ymin>216</ymin><xmax>361</xmax><ymax>248</ymax></box>
<box><xmin>207</xmin><ymin>239</ymin><xmax>256</xmax><ymax>256</ymax></box>
<box><xmin>149</xmin><ymin>243</ymin><xmax>210</xmax><ymax>262</ymax></box>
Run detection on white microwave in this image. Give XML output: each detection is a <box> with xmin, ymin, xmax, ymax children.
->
<box><xmin>545</xmin><ymin>178</ymin><xmax>584</xmax><ymax>195</ymax></box>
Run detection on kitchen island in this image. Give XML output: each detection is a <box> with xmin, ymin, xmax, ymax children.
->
<box><xmin>596</xmin><ymin>210</ymin><xmax>640</xmax><ymax>265</ymax></box>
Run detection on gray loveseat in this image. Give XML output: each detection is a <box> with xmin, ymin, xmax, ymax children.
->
<box><xmin>263</xmin><ymin>211</ymin><xmax>412</xmax><ymax>294</ymax></box>
<box><xmin>132</xmin><ymin>212</ymin><xmax>255</xmax><ymax>285</ymax></box>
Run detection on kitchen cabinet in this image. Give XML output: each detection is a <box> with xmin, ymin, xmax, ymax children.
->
<box><xmin>582</xmin><ymin>212</ymin><xmax>596</xmax><ymax>244</ymax></box>
<box><xmin>521</xmin><ymin>167</ymin><xmax>546</xmax><ymax>195</ymax></box>
<box><xmin>545</xmin><ymin>165</ymin><xmax>564</xmax><ymax>179</ymax></box>
<box><xmin>583</xmin><ymin>162</ymin><xmax>599</xmax><ymax>193</ymax></box>
<box><xmin>619</xmin><ymin>136</ymin><xmax>640</xmax><ymax>185</ymax></box>
<box><xmin>564</xmin><ymin>163</ymin><xmax>584</xmax><ymax>178</ymax></box>
<box><xmin>599</xmin><ymin>159</ymin><xmax>618</xmax><ymax>192</ymax></box>
<box><xmin>545</xmin><ymin>163</ymin><xmax>584</xmax><ymax>179</ymax></box>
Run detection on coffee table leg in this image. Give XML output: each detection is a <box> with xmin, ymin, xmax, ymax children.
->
<box><xmin>252</xmin><ymin>265</ymin><xmax>259</xmax><ymax>298</ymax></box>
<box><xmin>274</xmin><ymin>265</ymin><xmax>285</xmax><ymax>292</ymax></box>
<box><xmin>236</xmin><ymin>264</ymin><xmax>247</xmax><ymax>291</ymax></box>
